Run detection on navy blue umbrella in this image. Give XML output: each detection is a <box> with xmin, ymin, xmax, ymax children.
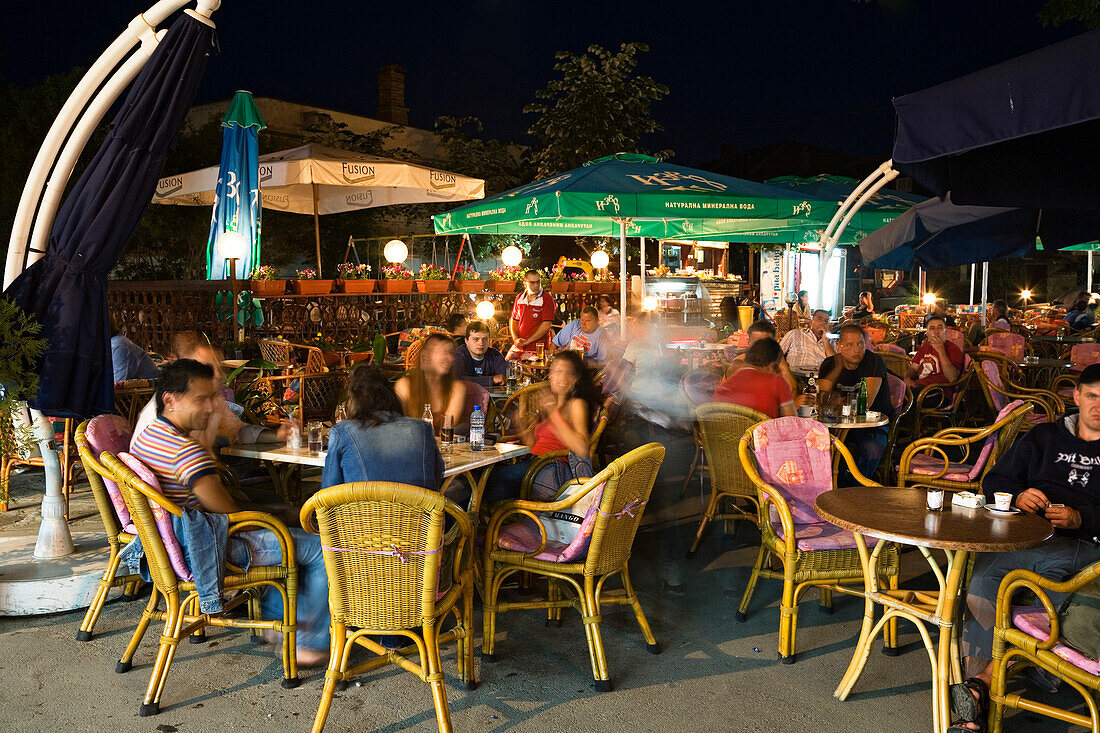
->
<box><xmin>2</xmin><ymin>14</ymin><xmax>215</xmax><ymax>418</ymax></box>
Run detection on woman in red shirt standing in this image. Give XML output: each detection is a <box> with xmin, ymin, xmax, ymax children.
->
<box><xmin>483</xmin><ymin>350</ymin><xmax>599</xmax><ymax>501</ymax></box>
<box><xmin>713</xmin><ymin>338</ymin><xmax>796</xmax><ymax>418</ymax></box>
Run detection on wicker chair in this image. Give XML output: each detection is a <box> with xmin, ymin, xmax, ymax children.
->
<box><xmin>897</xmin><ymin>400</ymin><xmax>1032</xmax><ymax>493</ymax></box>
<box><xmin>73</xmin><ymin>417</ymin><xmax>143</xmax><ymax>641</ymax></box>
<box><xmin>252</xmin><ymin>370</ymin><xmax>349</xmax><ymax>423</ymax></box>
<box><xmin>876</xmin><ymin>374</ymin><xmax>915</xmax><ymax>485</ymax></box>
<box><xmin>982</xmin><ymin>331</ymin><xmax>1031</xmax><ymax>360</ymax></box>
<box><xmin>1</xmin><ymin>416</ymin><xmax>82</xmax><ymax>510</ymax></box>
<box><xmin>113</xmin><ymin>379</ymin><xmax>157</xmax><ymax>427</ymax></box>
<box><xmin>300</xmin><ymin>483</ymin><xmax>476</xmax><ymax>733</ymax></box>
<box><xmin>482</xmin><ymin>443</ymin><xmax>666</xmax><ymax>691</ymax></box>
<box><xmin>686</xmin><ymin>403</ymin><xmax>768</xmax><ymax>558</ymax></box>
<box><xmin>679</xmin><ymin>370</ymin><xmax>722</xmax><ymax>497</ymax></box>
<box><xmin>495</xmin><ymin>383</ymin><xmax>545</xmax><ymax>441</ymax></box>
<box><xmin>990</xmin><ymin>561</ymin><xmax>1100</xmax><ymax>732</ymax></box>
<box><xmin>738</xmin><ymin>417</ymin><xmax>901</xmax><ymax>663</ymax></box>
<box><xmin>875</xmin><ymin>348</ymin><xmax>912</xmax><ymax>380</ymax></box>
<box><xmin>258</xmin><ymin>338</ymin><xmax>325</xmax><ymax>374</ymax></box>
<box><xmin>912</xmin><ymin>361</ymin><xmax>975</xmax><ymax>436</ymax></box>
<box><xmin>973</xmin><ymin>359</ymin><xmax>1063</xmax><ymax>430</ymax></box>
<box><xmin>106</xmin><ymin>453</ymin><xmax>300</xmax><ymax>716</ymax></box>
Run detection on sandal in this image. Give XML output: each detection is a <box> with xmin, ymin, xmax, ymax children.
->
<box><xmin>948</xmin><ymin>677</ymin><xmax>989</xmax><ymax>732</ymax></box>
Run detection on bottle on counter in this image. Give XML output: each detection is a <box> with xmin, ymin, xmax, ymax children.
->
<box><xmin>469</xmin><ymin>405</ymin><xmax>485</xmax><ymax>451</ymax></box>
<box><xmin>422</xmin><ymin>403</ymin><xmax>434</xmax><ymax>433</ymax></box>
<box><xmin>857</xmin><ymin>378</ymin><xmax>868</xmax><ymax>416</ymax></box>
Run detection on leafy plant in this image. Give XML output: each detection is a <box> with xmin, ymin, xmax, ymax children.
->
<box><xmin>593</xmin><ymin>270</ymin><xmax>616</xmax><ymax>282</ymax></box>
<box><xmin>250</xmin><ymin>264</ymin><xmax>278</xmax><ymax>280</ymax></box>
<box><xmin>382</xmin><ymin>263</ymin><xmax>413</xmax><ymax>280</ymax></box>
<box><xmin>418</xmin><ymin>263</ymin><xmax>450</xmax><ymax>281</ymax></box>
<box><xmin>296</xmin><ymin>267</ymin><xmax>319</xmax><ymax>280</ymax></box>
<box><xmin>488</xmin><ymin>265</ymin><xmax>524</xmax><ymax>281</ymax></box>
<box><xmin>336</xmin><ymin>262</ymin><xmax>372</xmax><ymax>280</ymax></box>
<box><xmin>0</xmin><ymin>299</ymin><xmax>48</xmax><ymax>466</ymax></box>
<box><xmin>453</xmin><ymin>265</ymin><xmax>481</xmax><ymax>281</ymax></box>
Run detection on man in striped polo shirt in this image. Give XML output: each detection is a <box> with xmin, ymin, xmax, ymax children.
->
<box><xmin>130</xmin><ymin>359</ymin><xmax>330</xmax><ymax>666</ymax></box>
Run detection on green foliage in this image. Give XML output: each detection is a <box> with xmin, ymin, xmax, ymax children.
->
<box><xmin>523</xmin><ymin>42</ymin><xmax>672</xmax><ymax>179</ymax></box>
<box><xmin>1038</xmin><ymin>0</ymin><xmax>1100</xmax><ymax>27</ymax></box>
<box><xmin>0</xmin><ymin>300</ymin><xmax>48</xmax><ymax>461</ymax></box>
<box><xmin>434</xmin><ymin>116</ymin><xmax>530</xmax><ymax>195</ymax></box>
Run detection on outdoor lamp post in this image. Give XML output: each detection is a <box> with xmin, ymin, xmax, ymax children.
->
<box><xmin>922</xmin><ymin>291</ymin><xmax>937</xmax><ymax>313</ymax></box>
<box><xmin>475</xmin><ymin>299</ymin><xmax>496</xmax><ymax>321</ymax></box>
<box><xmin>501</xmin><ymin>245</ymin><xmax>523</xmax><ymax>267</ymax></box>
<box><xmin>219</xmin><ymin>230</ymin><xmax>247</xmax><ymax>340</ymax></box>
<box><xmin>1020</xmin><ymin>289</ymin><xmax>1032</xmax><ymax>308</ymax></box>
<box><xmin>590</xmin><ymin>249</ymin><xmax>610</xmax><ymax>270</ymax></box>
<box><xmin>384</xmin><ymin>239</ymin><xmax>408</xmax><ymax>264</ymax></box>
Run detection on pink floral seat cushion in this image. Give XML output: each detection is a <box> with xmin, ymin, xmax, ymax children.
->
<box><xmin>887</xmin><ymin>374</ymin><xmax>907</xmax><ymax>412</ymax></box>
<box><xmin>117</xmin><ymin>452</ymin><xmax>193</xmax><ymax>582</ymax></box>
<box><xmin>945</xmin><ymin>329</ymin><xmax>967</xmax><ymax>351</ymax></box>
<box><xmin>877</xmin><ymin>343</ymin><xmax>907</xmax><ymax>356</ymax></box>
<box><xmin>84</xmin><ymin>414</ymin><xmax>136</xmax><ymax>531</ymax></box>
<box><xmin>1011</xmin><ymin>606</ymin><xmax>1100</xmax><ymax>675</ymax></box>
<box><xmin>985</xmin><ymin>333</ymin><xmax>1026</xmax><ymax>360</ymax></box>
<box><xmin>1069</xmin><ymin>343</ymin><xmax>1100</xmax><ymax>373</ymax></box>
<box><xmin>496</xmin><ymin>483</ymin><xmax>606</xmax><ymax>563</ymax></box>
<box><xmin>773</xmin><ymin>520</ymin><xmax>858</xmax><ymax>551</ymax></box>
<box><xmin>752</xmin><ymin>417</ymin><xmax>834</xmax><ymax>525</ymax></box>
<box><xmin>902</xmin><ymin>399</ymin><xmax>1024</xmax><ymax>481</ymax></box>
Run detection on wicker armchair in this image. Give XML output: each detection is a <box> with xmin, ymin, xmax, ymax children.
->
<box><xmin>686</xmin><ymin>403</ymin><xmax>768</xmax><ymax>558</ymax></box>
<box><xmin>897</xmin><ymin>401</ymin><xmax>1032</xmax><ymax>493</ymax></box>
<box><xmin>738</xmin><ymin>417</ymin><xmax>900</xmax><ymax>663</ymax></box>
<box><xmin>73</xmin><ymin>417</ymin><xmax>143</xmax><ymax>641</ymax></box>
<box><xmin>876</xmin><ymin>374</ymin><xmax>915</xmax><ymax>485</ymax></box>
<box><xmin>495</xmin><ymin>383</ymin><xmax>544</xmax><ymax>440</ymax></box>
<box><xmin>875</xmin><ymin>348</ymin><xmax>912</xmax><ymax>380</ymax></box>
<box><xmin>912</xmin><ymin>362</ymin><xmax>975</xmax><ymax>436</ymax></box>
<box><xmin>679</xmin><ymin>370</ymin><xmax>722</xmax><ymax>497</ymax></box>
<box><xmin>106</xmin><ymin>453</ymin><xmax>300</xmax><ymax>716</ymax></box>
<box><xmin>252</xmin><ymin>370</ymin><xmax>349</xmax><ymax>423</ymax></box>
<box><xmin>982</xmin><ymin>331</ymin><xmax>1031</xmax><ymax>360</ymax></box>
<box><xmin>258</xmin><ymin>338</ymin><xmax>324</xmax><ymax>373</ymax></box>
<box><xmin>300</xmin><ymin>483</ymin><xmax>476</xmax><ymax>733</ymax></box>
<box><xmin>113</xmin><ymin>379</ymin><xmax>156</xmax><ymax>427</ymax></box>
<box><xmin>990</xmin><ymin>561</ymin><xmax>1100</xmax><ymax>732</ymax></box>
<box><xmin>482</xmin><ymin>443</ymin><xmax>666</xmax><ymax>691</ymax></box>
<box><xmin>973</xmin><ymin>359</ymin><xmax>1063</xmax><ymax>430</ymax></box>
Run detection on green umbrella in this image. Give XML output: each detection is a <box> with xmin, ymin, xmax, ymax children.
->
<box><xmin>433</xmin><ymin>154</ymin><xmax>838</xmax><ymax>330</ymax></box>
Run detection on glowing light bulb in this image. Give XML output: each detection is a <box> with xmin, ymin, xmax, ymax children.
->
<box><xmin>219</xmin><ymin>230</ymin><xmax>247</xmax><ymax>260</ymax></box>
<box><xmin>501</xmin><ymin>246</ymin><xmax>522</xmax><ymax>267</ymax></box>
<box><xmin>1020</xmin><ymin>289</ymin><xmax>1032</xmax><ymax>300</ymax></box>
<box><xmin>590</xmin><ymin>250</ymin><xmax>610</xmax><ymax>270</ymax></box>
<box><xmin>642</xmin><ymin>295</ymin><xmax>659</xmax><ymax>312</ymax></box>
<box><xmin>384</xmin><ymin>239</ymin><xmax>408</xmax><ymax>264</ymax></box>
<box><xmin>475</xmin><ymin>300</ymin><xmax>496</xmax><ymax>320</ymax></box>
<box><xmin>922</xmin><ymin>292</ymin><xmax>937</xmax><ymax>306</ymax></box>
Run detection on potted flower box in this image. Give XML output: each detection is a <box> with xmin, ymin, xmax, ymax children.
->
<box><xmin>570</xmin><ymin>280</ymin><xmax>591</xmax><ymax>293</ymax></box>
<box><xmin>591</xmin><ymin>280</ymin><xmax>618</xmax><ymax>293</ymax></box>
<box><xmin>487</xmin><ymin>280</ymin><xmax>518</xmax><ymax>293</ymax></box>
<box><xmin>452</xmin><ymin>265</ymin><xmax>484</xmax><ymax>293</ymax></box>
<box><xmin>486</xmin><ymin>265</ymin><xmax>523</xmax><ymax>293</ymax></box>
<box><xmin>416</xmin><ymin>263</ymin><xmax>450</xmax><ymax>293</ymax></box>
<box><xmin>380</xmin><ymin>264</ymin><xmax>415</xmax><ymax>293</ymax></box>
<box><xmin>336</xmin><ymin>262</ymin><xmax>375</xmax><ymax>293</ymax></box>
<box><xmin>248</xmin><ymin>265</ymin><xmax>287</xmax><ymax>297</ymax></box>
<box><xmin>550</xmin><ymin>280</ymin><xmax>570</xmax><ymax>294</ymax></box>
<box><xmin>291</xmin><ymin>279</ymin><xmax>333</xmax><ymax>295</ymax></box>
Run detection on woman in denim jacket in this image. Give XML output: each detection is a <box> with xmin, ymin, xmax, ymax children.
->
<box><xmin>322</xmin><ymin>365</ymin><xmax>444</xmax><ymax>491</ymax></box>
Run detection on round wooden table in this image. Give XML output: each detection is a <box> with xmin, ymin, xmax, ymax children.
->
<box><xmin>815</xmin><ymin>486</ymin><xmax>1053</xmax><ymax>733</ymax></box>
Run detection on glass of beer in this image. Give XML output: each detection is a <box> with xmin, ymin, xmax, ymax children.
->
<box><xmin>440</xmin><ymin>414</ymin><xmax>455</xmax><ymax>454</ymax></box>
<box><xmin>536</xmin><ymin>342</ymin><xmax>545</xmax><ymax>362</ymax></box>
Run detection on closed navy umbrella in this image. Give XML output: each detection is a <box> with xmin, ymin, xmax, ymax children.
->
<box><xmin>3</xmin><ymin>14</ymin><xmax>215</xmax><ymax>418</ymax></box>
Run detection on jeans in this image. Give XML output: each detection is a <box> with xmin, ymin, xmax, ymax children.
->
<box><xmin>233</xmin><ymin>528</ymin><xmax>331</xmax><ymax>651</ymax></box>
<box><xmin>962</xmin><ymin>536</ymin><xmax>1100</xmax><ymax>674</ymax></box>
<box><xmin>839</xmin><ymin>426</ymin><xmax>888</xmax><ymax>484</ymax></box>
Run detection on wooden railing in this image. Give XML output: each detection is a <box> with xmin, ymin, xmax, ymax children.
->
<box><xmin>107</xmin><ymin>280</ymin><xmax>610</xmax><ymax>354</ymax></box>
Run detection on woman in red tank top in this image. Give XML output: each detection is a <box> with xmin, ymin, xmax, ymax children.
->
<box><xmin>484</xmin><ymin>351</ymin><xmax>599</xmax><ymax>502</ymax></box>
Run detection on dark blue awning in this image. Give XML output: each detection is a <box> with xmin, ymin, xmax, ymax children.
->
<box><xmin>892</xmin><ymin>30</ymin><xmax>1100</xmax><ymax>210</ymax></box>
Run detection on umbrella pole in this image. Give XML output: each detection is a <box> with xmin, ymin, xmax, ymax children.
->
<box><xmin>970</xmin><ymin>263</ymin><xmax>976</xmax><ymax>305</ymax></box>
<box><xmin>312</xmin><ymin>183</ymin><xmax>321</xmax><ymax>273</ymax></box>
<box><xmin>981</xmin><ymin>262</ymin><xmax>989</xmax><ymax>327</ymax></box>
<box><xmin>619</xmin><ymin>220</ymin><xmax>628</xmax><ymax>333</ymax></box>
<box><xmin>1089</xmin><ymin>251</ymin><xmax>1094</xmax><ymax>294</ymax></box>
<box><xmin>639</xmin><ymin>237</ymin><xmax>646</xmax><ymax>302</ymax></box>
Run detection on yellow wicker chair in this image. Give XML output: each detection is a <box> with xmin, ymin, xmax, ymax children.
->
<box><xmin>897</xmin><ymin>401</ymin><xmax>1032</xmax><ymax>493</ymax></box>
<box><xmin>105</xmin><ymin>454</ymin><xmax>300</xmax><ymax>716</ymax></box>
<box><xmin>73</xmin><ymin>419</ymin><xmax>142</xmax><ymax>641</ymax></box>
<box><xmin>912</xmin><ymin>363</ymin><xmax>976</xmax><ymax>436</ymax></box>
<box><xmin>258</xmin><ymin>338</ymin><xmax>325</xmax><ymax>374</ymax></box>
<box><xmin>990</xmin><ymin>562</ymin><xmax>1100</xmax><ymax>732</ymax></box>
<box><xmin>482</xmin><ymin>442</ymin><xmax>666</xmax><ymax>691</ymax></box>
<box><xmin>113</xmin><ymin>379</ymin><xmax>157</xmax><ymax>427</ymax></box>
<box><xmin>686</xmin><ymin>403</ymin><xmax>769</xmax><ymax>558</ymax></box>
<box><xmin>973</xmin><ymin>358</ymin><xmax>1063</xmax><ymax>430</ymax></box>
<box><xmin>739</xmin><ymin>418</ymin><xmax>901</xmax><ymax>663</ymax></box>
<box><xmin>495</xmin><ymin>383</ymin><xmax>546</xmax><ymax>441</ymax></box>
<box><xmin>300</xmin><ymin>482</ymin><xmax>476</xmax><ymax>733</ymax></box>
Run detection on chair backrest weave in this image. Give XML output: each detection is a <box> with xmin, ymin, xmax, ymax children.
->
<box><xmin>584</xmin><ymin>443</ymin><xmax>665</xmax><ymax>576</ymax></box>
<box><xmin>696</xmin><ymin>403</ymin><xmax>768</xmax><ymax>499</ymax></box>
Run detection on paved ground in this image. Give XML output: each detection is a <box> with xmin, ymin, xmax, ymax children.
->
<box><xmin>0</xmin><ymin>430</ymin><xmax>1087</xmax><ymax>732</ymax></box>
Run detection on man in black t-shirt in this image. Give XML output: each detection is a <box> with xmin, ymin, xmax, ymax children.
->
<box><xmin>817</xmin><ymin>323</ymin><xmax>893</xmax><ymax>479</ymax></box>
<box><xmin>453</xmin><ymin>321</ymin><xmax>507</xmax><ymax>388</ymax></box>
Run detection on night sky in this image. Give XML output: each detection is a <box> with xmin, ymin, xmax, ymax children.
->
<box><xmin>1</xmin><ymin>0</ymin><xmax>1079</xmax><ymax>166</ymax></box>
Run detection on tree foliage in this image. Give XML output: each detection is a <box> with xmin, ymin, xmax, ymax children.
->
<box><xmin>0</xmin><ymin>299</ymin><xmax>47</xmax><ymax>463</ymax></box>
<box><xmin>1038</xmin><ymin>0</ymin><xmax>1100</xmax><ymax>28</ymax></box>
<box><xmin>524</xmin><ymin>42</ymin><xmax>672</xmax><ymax>179</ymax></box>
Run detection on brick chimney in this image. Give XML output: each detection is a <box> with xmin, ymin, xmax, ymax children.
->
<box><xmin>376</xmin><ymin>64</ymin><xmax>409</xmax><ymax>125</ymax></box>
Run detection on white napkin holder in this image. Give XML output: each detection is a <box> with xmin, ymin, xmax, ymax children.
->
<box><xmin>951</xmin><ymin>491</ymin><xmax>986</xmax><ymax>509</ymax></box>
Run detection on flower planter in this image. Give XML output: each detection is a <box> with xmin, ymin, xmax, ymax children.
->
<box><xmin>338</xmin><ymin>278</ymin><xmax>376</xmax><ymax>294</ymax></box>
<box><xmin>486</xmin><ymin>280</ymin><xmax>518</xmax><ymax>293</ymax></box>
<box><xmin>454</xmin><ymin>280</ymin><xmax>485</xmax><ymax>293</ymax></box>
<box><xmin>250</xmin><ymin>279</ymin><xmax>288</xmax><ymax>297</ymax></box>
<box><xmin>379</xmin><ymin>279</ymin><xmax>415</xmax><ymax>294</ymax></box>
<box><xmin>591</xmin><ymin>281</ymin><xmax>618</xmax><ymax>293</ymax></box>
<box><xmin>290</xmin><ymin>279</ymin><xmax>333</xmax><ymax>295</ymax></box>
<box><xmin>550</xmin><ymin>281</ymin><xmax>570</xmax><ymax>294</ymax></box>
<box><xmin>416</xmin><ymin>279</ymin><xmax>450</xmax><ymax>293</ymax></box>
<box><xmin>570</xmin><ymin>281</ymin><xmax>591</xmax><ymax>293</ymax></box>
<box><xmin>321</xmin><ymin>351</ymin><xmax>342</xmax><ymax>367</ymax></box>
<box><xmin>347</xmin><ymin>352</ymin><xmax>372</xmax><ymax>365</ymax></box>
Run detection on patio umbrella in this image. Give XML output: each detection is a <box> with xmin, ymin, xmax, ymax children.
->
<box><xmin>432</xmin><ymin>153</ymin><xmax>838</xmax><ymax>331</ymax></box>
<box><xmin>154</xmin><ymin>143</ymin><xmax>485</xmax><ymax>273</ymax></box>
<box><xmin>2</xmin><ymin>13</ymin><xmax>215</xmax><ymax>419</ymax></box>
<box><xmin>206</xmin><ymin>91</ymin><xmax>266</xmax><ymax>280</ymax></box>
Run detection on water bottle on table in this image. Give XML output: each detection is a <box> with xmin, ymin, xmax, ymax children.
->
<box><xmin>469</xmin><ymin>405</ymin><xmax>485</xmax><ymax>451</ymax></box>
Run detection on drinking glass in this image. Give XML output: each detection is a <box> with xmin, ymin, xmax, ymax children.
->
<box><xmin>536</xmin><ymin>342</ymin><xmax>545</xmax><ymax>362</ymax></box>
<box><xmin>307</xmin><ymin>421</ymin><xmax>323</xmax><ymax>453</ymax></box>
<box><xmin>506</xmin><ymin>361</ymin><xmax>520</xmax><ymax>392</ymax></box>
<box><xmin>440</xmin><ymin>414</ymin><xmax>455</xmax><ymax>454</ymax></box>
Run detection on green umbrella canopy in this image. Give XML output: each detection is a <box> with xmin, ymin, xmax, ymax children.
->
<box><xmin>431</xmin><ymin>154</ymin><xmax>837</xmax><ymax>238</ymax></box>
<box><xmin>222</xmin><ymin>90</ymin><xmax>267</xmax><ymax>130</ymax></box>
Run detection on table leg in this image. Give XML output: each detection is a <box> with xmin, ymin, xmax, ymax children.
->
<box><xmin>835</xmin><ymin>533</ymin><xmax>880</xmax><ymax>700</ymax></box>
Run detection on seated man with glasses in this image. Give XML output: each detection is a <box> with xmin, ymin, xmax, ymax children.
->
<box><xmin>779</xmin><ymin>308</ymin><xmax>835</xmax><ymax>375</ymax></box>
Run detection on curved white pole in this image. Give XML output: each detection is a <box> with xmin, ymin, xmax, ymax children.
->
<box><xmin>619</xmin><ymin>219</ymin><xmax>628</xmax><ymax>333</ymax></box>
<box><xmin>4</xmin><ymin>0</ymin><xmax>221</xmax><ymax>560</ymax></box>
<box><xmin>4</xmin><ymin>0</ymin><xmax>210</xmax><ymax>288</ymax></box>
<box><xmin>28</xmin><ymin>31</ymin><xmax>163</xmax><ymax>262</ymax></box>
